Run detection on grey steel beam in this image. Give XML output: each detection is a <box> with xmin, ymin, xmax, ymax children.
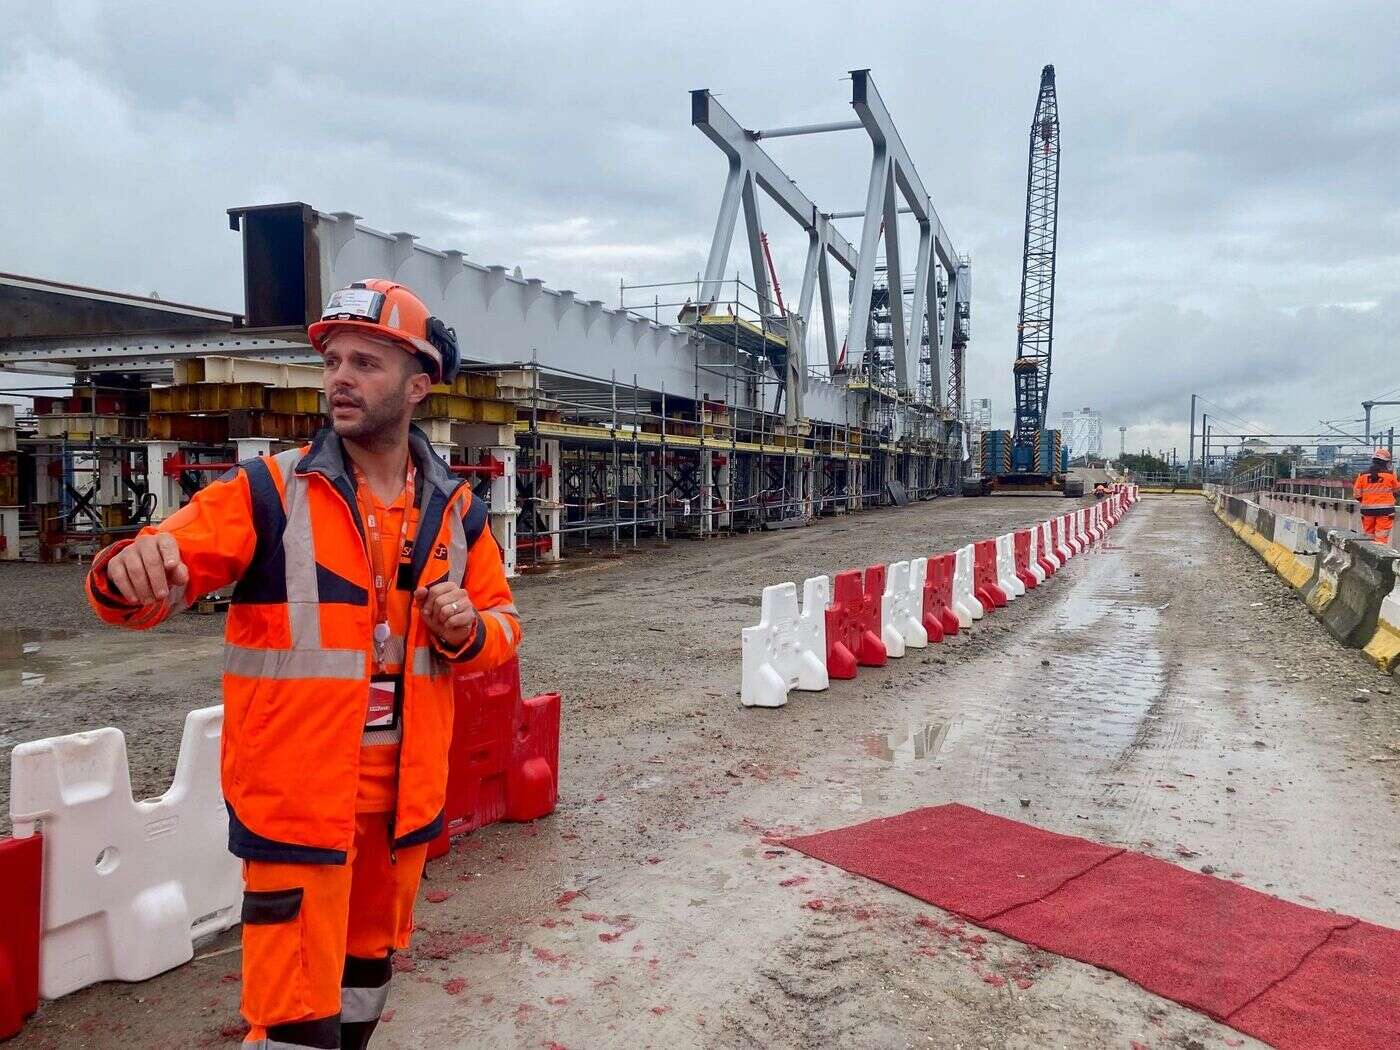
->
<box><xmin>827</xmin><ymin>206</ymin><xmax>916</xmax><ymax>219</ymax></box>
<box><xmin>692</xmin><ymin>89</ymin><xmax>859</xmax><ymax>288</ymax></box>
<box><xmin>0</xmin><ymin>272</ymin><xmax>239</xmax><ymax>345</ymax></box>
<box><xmin>222</xmin><ymin>204</ymin><xmax>872</xmax><ymax>431</ymax></box>
<box><xmin>849</xmin><ymin>70</ymin><xmax>959</xmax><ymax>271</ymax></box>
<box><xmin>880</xmin><ymin>161</ymin><xmax>909</xmax><ymax>392</ymax></box>
<box><xmin>752</xmin><ymin>120</ymin><xmax>862</xmax><ymax>140</ymax></box>
<box><xmin>0</xmin><ymin>329</ymin><xmax>311</xmax><ymax>372</ymax></box>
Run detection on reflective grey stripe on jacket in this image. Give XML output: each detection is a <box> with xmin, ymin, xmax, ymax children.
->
<box><xmin>280</xmin><ymin>450</ymin><xmax>322</xmax><ymax>650</ymax></box>
<box><xmin>224</xmin><ymin>449</ymin><xmax>369</xmax><ymax>683</ymax></box>
<box><xmin>226</xmin><ymin>646</ymin><xmax>365</xmax><ymax>680</ymax></box>
<box><xmin>447</xmin><ymin>508</ymin><xmax>469</xmax><ymax>584</ymax></box>
<box><xmin>479</xmin><ymin>602</ymin><xmax>521</xmax><ymax>643</ymax></box>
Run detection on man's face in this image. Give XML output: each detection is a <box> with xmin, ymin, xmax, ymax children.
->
<box><xmin>322</xmin><ymin>330</ymin><xmax>430</xmax><ymax>442</ymax></box>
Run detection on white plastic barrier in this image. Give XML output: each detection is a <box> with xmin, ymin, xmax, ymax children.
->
<box><xmin>880</xmin><ymin>560</ymin><xmax>929</xmax><ymax>657</ymax></box>
<box><xmin>9</xmin><ymin>706</ymin><xmax>242</xmax><ymax>1000</ymax></box>
<box><xmin>1074</xmin><ymin>510</ymin><xmax>1090</xmax><ymax>550</ymax></box>
<box><xmin>741</xmin><ymin>576</ymin><xmax>831</xmax><ymax>708</ymax></box>
<box><xmin>952</xmin><ymin>544</ymin><xmax>985</xmax><ymax>625</ymax></box>
<box><xmin>1040</xmin><ymin>520</ymin><xmax>1062</xmax><ymax>571</ymax></box>
<box><xmin>1027</xmin><ymin>527</ymin><xmax>1047</xmax><ymax>585</ymax></box>
<box><xmin>1054</xmin><ymin>517</ymin><xmax>1074</xmax><ymax>562</ymax></box>
<box><xmin>996</xmin><ymin>533</ymin><xmax>1025</xmax><ymax>598</ymax></box>
<box><xmin>1091</xmin><ymin>504</ymin><xmax>1107</xmax><ymax>539</ymax></box>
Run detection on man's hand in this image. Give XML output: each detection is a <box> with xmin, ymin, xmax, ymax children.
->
<box><xmin>107</xmin><ymin>533</ymin><xmax>189</xmax><ymax>605</ymax></box>
<box><xmin>415</xmin><ymin>581</ymin><xmax>479</xmax><ymax>649</ymax></box>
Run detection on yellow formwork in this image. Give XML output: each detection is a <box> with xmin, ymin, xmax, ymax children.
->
<box><xmin>149</xmin><ymin>383</ymin><xmax>267</xmax><ymax>413</ymax></box>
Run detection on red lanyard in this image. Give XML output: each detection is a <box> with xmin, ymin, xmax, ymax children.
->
<box><xmin>352</xmin><ymin>460</ymin><xmax>418</xmax><ymax>670</ymax></box>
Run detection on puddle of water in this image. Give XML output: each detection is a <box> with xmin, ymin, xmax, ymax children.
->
<box><xmin>1056</xmin><ymin>598</ymin><xmax>1166</xmax><ymax>752</ymax></box>
<box><xmin>0</xmin><ymin>626</ymin><xmax>212</xmax><ymax>690</ymax></box>
<box><xmin>0</xmin><ymin>628</ymin><xmax>79</xmax><ymax>688</ymax></box>
<box><xmin>1056</xmin><ymin>593</ymin><xmax>1115</xmax><ymax>631</ymax></box>
<box><xmin>862</xmin><ymin>721</ymin><xmax>960</xmax><ymax>766</ymax></box>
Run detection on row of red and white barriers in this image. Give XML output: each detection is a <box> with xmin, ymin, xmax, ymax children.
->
<box><xmin>740</xmin><ymin>486</ymin><xmax>1140</xmax><ymax>707</ymax></box>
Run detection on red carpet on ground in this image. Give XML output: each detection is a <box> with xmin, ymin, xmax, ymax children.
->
<box><xmin>784</xmin><ymin>803</ymin><xmax>1400</xmax><ymax>1050</ymax></box>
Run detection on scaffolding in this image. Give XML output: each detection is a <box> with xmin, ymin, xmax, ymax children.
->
<box><xmin>0</xmin><ymin>69</ymin><xmax>974</xmax><ymax>566</ymax></box>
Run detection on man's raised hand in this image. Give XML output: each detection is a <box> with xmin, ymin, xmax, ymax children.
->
<box><xmin>107</xmin><ymin>533</ymin><xmax>190</xmax><ymax>605</ymax></box>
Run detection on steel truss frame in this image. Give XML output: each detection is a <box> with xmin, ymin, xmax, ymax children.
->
<box><xmin>691</xmin><ymin>70</ymin><xmax>967</xmax><ymax>410</ymax></box>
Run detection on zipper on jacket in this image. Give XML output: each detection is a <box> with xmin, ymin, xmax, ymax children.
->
<box><xmin>319</xmin><ymin>465</ymin><xmax>405</xmax><ymax>864</ymax></box>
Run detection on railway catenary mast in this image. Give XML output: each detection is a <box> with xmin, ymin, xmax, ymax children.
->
<box><xmin>1013</xmin><ymin>64</ymin><xmax>1060</xmax><ymax>454</ymax></box>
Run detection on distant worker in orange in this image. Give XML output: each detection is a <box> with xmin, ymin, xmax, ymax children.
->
<box><xmin>1354</xmin><ymin>448</ymin><xmax>1398</xmax><ymax>545</ymax></box>
<box><xmin>85</xmin><ymin>279</ymin><xmax>521</xmax><ymax>1049</ymax></box>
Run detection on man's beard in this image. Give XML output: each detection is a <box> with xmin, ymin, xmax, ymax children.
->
<box><xmin>330</xmin><ymin>386</ymin><xmax>411</xmax><ymax>447</ymax></box>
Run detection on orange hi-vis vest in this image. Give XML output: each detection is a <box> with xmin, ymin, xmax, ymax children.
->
<box><xmin>1353</xmin><ymin>470</ymin><xmax>1399</xmax><ymax>517</ymax></box>
<box><xmin>86</xmin><ymin>426</ymin><xmax>521</xmax><ymax>864</ymax></box>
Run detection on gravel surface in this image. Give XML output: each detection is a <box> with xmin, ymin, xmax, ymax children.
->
<box><xmin>5</xmin><ymin>493</ymin><xmax>1398</xmax><ymax>1050</ymax></box>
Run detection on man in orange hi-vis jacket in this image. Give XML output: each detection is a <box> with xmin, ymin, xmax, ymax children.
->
<box><xmin>86</xmin><ymin>279</ymin><xmax>521</xmax><ymax>1049</ymax></box>
<box><xmin>1354</xmin><ymin>448</ymin><xmax>1398</xmax><ymax>546</ymax></box>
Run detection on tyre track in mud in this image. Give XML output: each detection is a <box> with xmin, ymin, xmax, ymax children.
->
<box><xmin>17</xmin><ymin>496</ymin><xmax>1395</xmax><ymax>1050</ymax></box>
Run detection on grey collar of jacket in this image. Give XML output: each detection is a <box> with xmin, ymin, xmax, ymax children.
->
<box><xmin>296</xmin><ymin>424</ymin><xmax>462</xmax><ymax>499</ymax></box>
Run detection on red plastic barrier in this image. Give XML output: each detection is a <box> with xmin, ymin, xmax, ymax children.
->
<box><xmin>427</xmin><ymin>657</ymin><xmax>560</xmax><ymax>860</ymax></box>
<box><xmin>825</xmin><ymin>570</ymin><xmax>863</xmax><ymax>678</ymax></box>
<box><xmin>923</xmin><ymin>553</ymin><xmax>959</xmax><ymax>637</ymax></box>
<box><xmin>507</xmin><ymin>692</ymin><xmax>560</xmax><ymax>822</ymax></box>
<box><xmin>1012</xmin><ymin>531</ymin><xmax>1038</xmax><ymax>589</ymax></box>
<box><xmin>1063</xmin><ymin>514</ymin><xmax>1084</xmax><ymax>555</ymax></box>
<box><xmin>0</xmin><ymin>834</ymin><xmax>41</xmax><ymax>1041</ymax></box>
<box><xmin>1054</xmin><ymin>516</ymin><xmax>1072</xmax><ymax>559</ymax></box>
<box><xmin>1036</xmin><ymin>524</ymin><xmax>1057</xmax><ymax>578</ymax></box>
<box><xmin>854</xmin><ymin>565</ymin><xmax>889</xmax><ymax>666</ymax></box>
<box><xmin>915</xmin><ymin>561</ymin><xmax>945</xmax><ymax>644</ymax></box>
<box><xmin>973</xmin><ymin>540</ymin><xmax>1007</xmax><ymax>609</ymax></box>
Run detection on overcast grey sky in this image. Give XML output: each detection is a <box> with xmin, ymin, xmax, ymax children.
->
<box><xmin>3</xmin><ymin>1</ymin><xmax>1398</xmax><ymax>455</ymax></box>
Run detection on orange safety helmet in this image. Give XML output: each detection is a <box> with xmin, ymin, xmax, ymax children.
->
<box><xmin>1374</xmin><ymin>448</ymin><xmax>1393</xmax><ymax>463</ymax></box>
<box><xmin>308</xmin><ymin>278</ymin><xmax>459</xmax><ymax>383</ymax></box>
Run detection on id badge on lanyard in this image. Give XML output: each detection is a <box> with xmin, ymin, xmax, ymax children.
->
<box><xmin>366</xmin><ymin>674</ymin><xmax>399</xmax><ymax>729</ymax></box>
<box><xmin>355</xmin><ymin>462</ymin><xmax>418</xmax><ymax>730</ymax></box>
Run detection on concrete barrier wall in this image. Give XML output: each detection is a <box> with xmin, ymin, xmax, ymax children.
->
<box><xmin>1322</xmin><ymin>539</ymin><xmax>1400</xmax><ymax>649</ymax></box>
<box><xmin>1261</xmin><ymin>491</ymin><xmax>1362</xmax><ymax>534</ymax></box>
<box><xmin>1208</xmin><ymin>492</ymin><xmax>1400</xmax><ymax>674</ymax></box>
<box><xmin>1363</xmin><ymin>562</ymin><xmax>1400</xmax><ymax>672</ymax></box>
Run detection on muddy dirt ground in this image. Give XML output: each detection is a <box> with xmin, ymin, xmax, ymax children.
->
<box><xmin>2</xmin><ymin>494</ymin><xmax>1397</xmax><ymax>1049</ymax></box>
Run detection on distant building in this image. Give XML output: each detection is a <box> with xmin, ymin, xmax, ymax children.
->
<box><xmin>1061</xmin><ymin>407</ymin><xmax>1103</xmax><ymax>459</ymax></box>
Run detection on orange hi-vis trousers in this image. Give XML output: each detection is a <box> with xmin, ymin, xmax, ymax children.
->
<box><xmin>1362</xmin><ymin>512</ymin><xmax>1394</xmax><ymax>545</ymax></box>
<box><xmin>241</xmin><ymin>813</ymin><xmax>427</xmax><ymax>1050</ymax></box>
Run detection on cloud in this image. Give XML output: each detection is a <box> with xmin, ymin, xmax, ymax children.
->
<box><xmin>2</xmin><ymin>1</ymin><xmax>1397</xmax><ymax>459</ymax></box>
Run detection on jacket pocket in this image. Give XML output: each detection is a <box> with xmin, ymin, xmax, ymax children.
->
<box><xmin>242</xmin><ymin>887</ymin><xmax>304</xmax><ymax>925</ymax></box>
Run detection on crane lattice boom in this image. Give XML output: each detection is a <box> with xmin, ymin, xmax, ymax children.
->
<box><xmin>1013</xmin><ymin>64</ymin><xmax>1060</xmax><ymax>446</ymax></box>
